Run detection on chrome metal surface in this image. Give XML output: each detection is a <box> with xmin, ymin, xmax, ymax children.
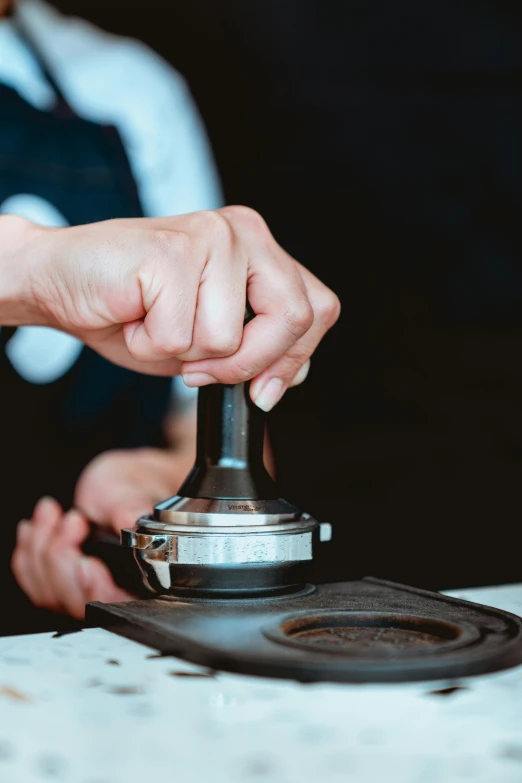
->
<box><xmin>318</xmin><ymin>523</ymin><xmax>333</xmax><ymax>542</ymax></box>
<box><xmin>121</xmin><ymin>512</ymin><xmax>319</xmax><ymax>595</ymax></box>
<box><xmin>130</xmin><ymin>516</ymin><xmax>316</xmax><ymax>537</ymax></box>
<box><xmin>154</xmin><ymin>495</ymin><xmax>302</xmax><ymax>526</ymax></box>
<box><xmin>122</xmin><ymin>515</ymin><xmax>316</xmax><ymax>565</ymax></box>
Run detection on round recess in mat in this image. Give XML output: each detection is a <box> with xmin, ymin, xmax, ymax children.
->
<box><xmin>264</xmin><ymin>611</ymin><xmax>479</xmax><ymax>657</ymax></box>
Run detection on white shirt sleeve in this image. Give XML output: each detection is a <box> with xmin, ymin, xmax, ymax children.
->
<box><xmin>130</xmin><ymin>68</ymin><xmax>225</xmax><ymax>217</ymax></box>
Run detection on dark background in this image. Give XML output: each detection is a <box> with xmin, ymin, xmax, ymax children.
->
<box><xmin>52</xmin><ymin>1</ymin><xmax>522</xmax><ymax>589</ymax></box>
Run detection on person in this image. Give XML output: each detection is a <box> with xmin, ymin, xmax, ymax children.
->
<box><xmin>0</xmin><ymin>0</ymin><xmax>340</xmax><ymax>632</ymax></box>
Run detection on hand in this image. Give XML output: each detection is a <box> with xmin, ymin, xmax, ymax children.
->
<box><xmin>11</xmin><ymin>448</ymin><xmax>186</xmax><ymax>619</ymax></box>
<box><xmin>73</xmin><ymin>447</ymin><xmax>190</xmax><ymax>530</ymax></box>
<box><xmin>11</xmin><ymin>498</ymin><xmax>132</xmax><ymax>620</ymax></box>
<box><xmin>2</xmin><ymin>207</ymin><xmax>340</xmax><ymax>410</ymax></box>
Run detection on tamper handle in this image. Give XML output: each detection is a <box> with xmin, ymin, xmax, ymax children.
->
<box><xmin>177</xmin><ymin>304</ymin><xmax>278</xmax><ymax>500</ymax></box>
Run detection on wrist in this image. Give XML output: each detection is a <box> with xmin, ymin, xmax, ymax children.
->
<box><xmin>0</xmin><ymin>214</ymin><xmax>53</xmax><ymax>326</ymax></box>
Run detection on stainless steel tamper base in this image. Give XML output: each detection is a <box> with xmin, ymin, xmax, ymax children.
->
<box><xmin>121</xmin><ymin>495</ymin><xmax>332</xmax><ymax>597</ymax></box>
<box><xmin>154</xmin><ymin>494</ymin><xmax>305</xmax><ymax>527</ymax></box>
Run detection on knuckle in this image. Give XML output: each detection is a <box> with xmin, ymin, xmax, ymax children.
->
<box><xmin>153</xmin><ymin>332</ymin><xmax>193</xmax><ymax>357</ymax></box>
<box><xmin>285</xmin><ymin>299</ymin><xmax>314</xmax><ymax>337</ymax></box>
<box><xmin>227</xmin><ymin>359</ymin><xmax>259</xmax><ymax>384</ymax></box>
<box><xmin>201</xmin><ymin>210</ymin><xmax>235</xmax><ymax>246</ymax></box>
<box><xmin>318</xmin><ymin>290</ymin><xmax>341</xmax><ymax>329</ymax></box>
<box><xmin>198</xmin><ymin>330</ymin><xmax>242</xmax><ymax>358</ymax></box>
<box><xmin>277</xmin><ymin>351</ymin><xmax>310</xmax><ymax>385</ymax></box>
<box><xmin>221</xmin><ymin>205</ymin><xmax>268</xmax><ymax>234</ymax></box>
<box><xmin>288</xmin><ymin>344</ymin><xmax>312</xmax><ymax>367</ymax></box>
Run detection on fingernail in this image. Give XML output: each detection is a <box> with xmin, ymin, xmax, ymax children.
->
<box><xmin>17</xmin><ymin>521</ymin><xmax>30</xmax><ymax>544</ymax></box>
<box><xmin>253</xmin><ymin>377</ymin><xmax>285</xmax><ymax>412</ymax></box>
<box><xmin>33</xmin><ymin>495</ymin><xmax>59</xmax><ymax>525</ymax></box>
<box><xmin>290</xmin><ymin>359</ymin><xmax>311</xmax><ymax>388</ymax></box>
<box><xmin>182</xmin><ymin>372</ymin><xmax>217</xmax><ymax>388</ymax></box>
<box><xmin>35</xmin><ymin>495</ymin><xmax>54</xmax><ymax>511</ymax></box>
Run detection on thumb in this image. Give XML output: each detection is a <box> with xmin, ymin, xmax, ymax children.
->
<box><xmin>108</xmin><ymin>504</ymin><xmax>153</xmax><ymax>534</ymax></box>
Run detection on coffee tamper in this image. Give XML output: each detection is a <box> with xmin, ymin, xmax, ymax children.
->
<box><xmin>121</xmin><ymin>378</ymin><xmax>332</xmax><ymax>597</ymax></box>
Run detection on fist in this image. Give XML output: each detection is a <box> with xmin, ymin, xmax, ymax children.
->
<box><xmin>8</xmin><ymin>207</ymin><xmax>340</xmax><ymax>411</ymax></box>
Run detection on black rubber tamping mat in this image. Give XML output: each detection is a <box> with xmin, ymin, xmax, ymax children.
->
<box><xmin>86</xmin><ymin>577</ymin><xmax>522</xmax><ymax>683</ymax></box>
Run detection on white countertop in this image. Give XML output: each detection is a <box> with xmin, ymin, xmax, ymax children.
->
<box><xmin>1</xmin><ymin>584</ymin><xmax>522</xmax><ymax>783</ymax></box>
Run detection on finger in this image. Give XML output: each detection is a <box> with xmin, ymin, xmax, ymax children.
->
<box><xmin>55</xmin><ymin>508</ymin><xmax>90</xmax><ymax>546</ymax></box>
<box><xmin>289</xmin><ymin>359</ymin><xmax>311</xmax><ymax>388</ymax></box>
<box><xmin>109</xmin><ymin>504</ymin><xmax>156</xmax><ymax>534</ymax></box>
<box><xmin>249</xmin><ymin>266</ymin><xmax>340</xmax><ymax>410</ymax></box>
<box><xmin>87</xmin><ymin>328</ymin><xmax>183</xmax><ymax>376</ymax></box>
<box><xmin>122</xmin><ymin>234</ymin><xmax>200</xmax><ymax>363</ymax></box>
<box><xmin>248</xmin><ymin>345</ymin><xmax>310</xmax><ymax>412</ymax></box>
<box><xmin>15</xmin><ymin>518</ymin><xmax>31</xmax><ymax>549</ymax></box>
<box><xmin>78</xmin><ymin>557</ymin><xmax>134</xmax><ymax>607</ymax></box>
<box><xmin>176</xmin><ymin>245</ymin><xmax>246</xmax><ymax>363</ymax></box>
<box><xmin>11</xmin><ymin>520</ymin><xmax>56</xmax><ymax>610</ymax></box>
<box><xmin>180</xmin><ymin>258</ymin><xmax>314</xmax><ymax>387</ymax></box>
<box><xmin>42</xmin><ymin>510</ymin><xmax>91</xmax><ymax>619</ymax></box>
<box><xmin>25</xmin><ymin>497</ymin><xmax>64</xmax><ymax>609</ymax></box>
<box><xmin>32</xmin><ymin>495</ymin><xmax>63</xmax><ymax>525</ymax></box>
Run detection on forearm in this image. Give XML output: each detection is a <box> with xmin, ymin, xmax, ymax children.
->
<box><xmin>0</xmin><ymin>214</ymin><xmax>48</xmax><ymax>326</ymax></box>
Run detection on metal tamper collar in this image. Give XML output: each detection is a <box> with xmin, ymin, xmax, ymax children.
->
<box><xmin>121</xmin><ymin>510</ymin><xmax>321</xmax><ymax>597</ymax></box>
<box><xmin>153</xmin><ymin>494</ymin><xmax>303</xmax><ymax>527</ymax></box>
